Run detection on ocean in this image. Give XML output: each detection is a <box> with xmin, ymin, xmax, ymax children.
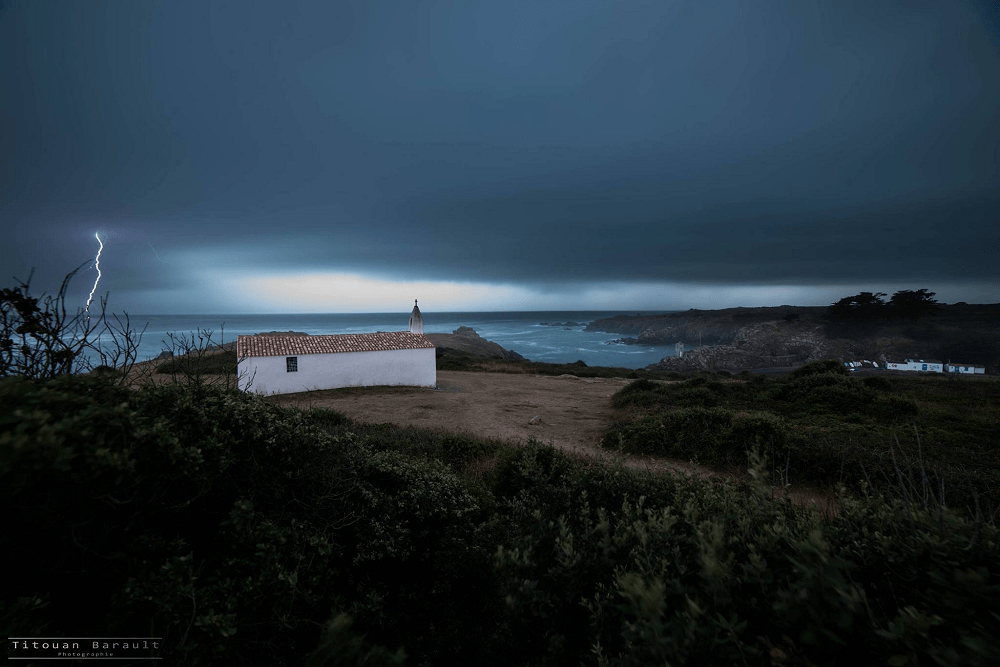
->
<box><xmin>91</xmin><ymin>311</ymin><xmax>677</xmax><ymax>370</ymax></box>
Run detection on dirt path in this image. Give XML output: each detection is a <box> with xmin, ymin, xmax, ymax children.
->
<box><xmin>267</xmin><ymin>371</ymin><xmax>836</xmax><ymax>512</ymax></box>
<box><xmin>269</xmin><ymin>370</ymin><xmax>636</xmax><ymax>459</ymax></box>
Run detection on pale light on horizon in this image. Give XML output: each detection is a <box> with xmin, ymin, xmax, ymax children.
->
<box><xmin>110</xmin><ymin>269</ymin><xmax>996</xmax><ymax>315</ymax></box>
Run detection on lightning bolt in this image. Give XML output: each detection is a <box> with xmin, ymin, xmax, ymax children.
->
<box><xmin>148</xmin><ymin>242</ymin><xmax>164</xmax><ymax>263</ymax></box>
<box><xmin>85</xmin><ymin>233</ymin><xmax>104</xmax><ymax>314</ymax></box>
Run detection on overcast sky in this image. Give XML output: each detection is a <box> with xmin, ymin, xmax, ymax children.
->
<box><xmin>2</xmin><ymin>0</ymin><xmax>997</xmax><ymax>314</ymax></box>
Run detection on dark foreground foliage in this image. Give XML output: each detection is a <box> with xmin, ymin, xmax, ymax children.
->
<box><xmin>605</xmin><ymin>366</ymin><xmax>1000</xmax><ymax>515</ymax></box>
<box><xmin>155</xmin><ymin>348</ymin><xmax>239</xmax><ymax>375</ymax></box>
<box><xmin>3</xmin><ymin>375</ymin><xmax>999</xmax><ymax>665</ymax></box>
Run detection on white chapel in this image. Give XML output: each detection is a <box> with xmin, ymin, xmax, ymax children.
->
<box><xmin>237</xmin><ymin>302</ymin><xmax>436</xmax><ymax>395</ymax></box>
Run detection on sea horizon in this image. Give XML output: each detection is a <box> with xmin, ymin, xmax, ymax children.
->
<box><xmin>89</xmin><ymin>310</ymin><xmax>680</xmax><ymax>370</ymax></box>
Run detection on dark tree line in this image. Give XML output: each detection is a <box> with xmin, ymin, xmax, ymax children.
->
<box><xmin>827</xmin><ymin>289</ymin><xmax>939</xmax><ymax>321</ymax></box>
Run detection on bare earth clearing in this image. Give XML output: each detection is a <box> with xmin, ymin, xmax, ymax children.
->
<box><xmin>269</xmin><ymin>370</ymin><xmax>637</xmax><ymax>462</ymax></box>
<box><xmin>267</xmin><ymin>370</ymin><xmax>837</xmax><ymax>512</ymax></box>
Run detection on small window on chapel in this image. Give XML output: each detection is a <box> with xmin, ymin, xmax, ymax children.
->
<box><xmin>286</xmin><ymin>357</ymin><xmax>298</xmax><ymax>372</ymax></box>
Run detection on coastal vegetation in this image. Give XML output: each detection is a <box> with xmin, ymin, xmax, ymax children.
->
<box><xmin>3</xmin><ymin>371</ymin><xmax>999</xmax><ymax>665</ymax></box>
<box><xmin>604</xmin><ymin>360</ymin><xmax>1000</xmax><ymax>515</ymax></box>
<box><xmin>155</xmin><ymin>345</ymin><xmax>239</xmax><ymax>377</ymax></box>
<box><xmin>3</xmin><ymin>274</ymin><xmax>999</xmax><ymax>664</ymax></box>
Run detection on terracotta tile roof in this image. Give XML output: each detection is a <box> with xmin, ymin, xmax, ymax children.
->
<box><xmin>237</xmin><ymin>332</ymin><xmax>436</xmax><ymax>358</ymax></box>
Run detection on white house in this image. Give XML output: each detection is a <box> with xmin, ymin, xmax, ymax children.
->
<box><xmin>237</xmin><ymin>303</ymin><xmax>435</xmax><ymax>395</ymax></box>
<box><xmin>885</xmin><ymin>359</ymin><xmax>943</xmax><ymax>373</ymax></box>
<box><xmin>944</xmin><ymin>363</ymin><xmax>986</xmax><ymax>375</ymax></box>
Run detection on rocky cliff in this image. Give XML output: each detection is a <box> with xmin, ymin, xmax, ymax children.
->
<box><xmin>589</xmin><ymin>307</ymin><xmax>834</xmax><ymax>371</ymax></box>
<box><xmin>587</xmin><ymin>306</ymin><xmax>827</xmax><ymax>345</ymax></box>
<box><xmin>426</xmin><ymin>327</ymin><xmax>525</xmax><ymax>361</ymax></box>
<box><xmin>588</xmin><ymin>303</ymin><xmax>1000</xmax><ymax>372</ymax></box>
<box><xmin>645</xmin><ymin>321</ymin><xmax>831</xmax><ymax>371</ymax></box>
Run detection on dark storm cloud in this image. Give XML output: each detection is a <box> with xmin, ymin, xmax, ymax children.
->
<box><xmin>1</xmin><ymin>0</ymin><xmax>997</xmax><ymax>309</ymax></box>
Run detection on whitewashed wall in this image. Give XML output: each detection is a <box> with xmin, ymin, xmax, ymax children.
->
<box><xmin>239</xmin><ymin>347</ymin><xmax>436</xmax><ymax>395</ymax></box>
<box><xmin>886</xmin><ymin>360</ymin><xmax>943</xmax><ymax>373</ymax></box>
<box><xmin>945</xmin><ymin>364</ymin><xmax>986</xmax><ymax>374</ymax></box>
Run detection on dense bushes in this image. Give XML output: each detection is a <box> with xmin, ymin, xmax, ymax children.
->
<box><xmin>604</xmin><ymin>373</ymin><xmax>1000</xmax><ymax>512</ymax></box>
<box><xmin>4</xmin><ymin>373</ymin><xmax>1000</xmax><ymax>664</ymax></box>
<box><xmin>155</xmin><ymin>348</ymin><xmax>238</xmax><ymax>375</ymax></box>
<box><xmin>776</xmin><ymin>373</ymin><xmax>921</xmax><ymax>419</ymax></box>
<box><xmin>0</xmin><ymin>376</ymin><xmax>500</xmax><ymax>664</ymax></box>
<box><xmin>605</xmin><ymin>407</ymin><xmax>790</xmax><ymax>472</ymax></box>
<box><xmin>494</xmin><ymin>444</ymin><xmax>1000</xmax><ymax>667</ymax></box>
<box><xmin>1</xmin><ymin>375</ymin><xmax>355</xmax><ymax>663</ymax></box>
<box><xmin>792</xmin><ymin>358</ymin><xmax>849</xmax><ymax>377</ymax></box>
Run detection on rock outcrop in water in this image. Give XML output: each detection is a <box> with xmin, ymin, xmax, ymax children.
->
<box><xmin>426</xmin><ymin>327</ymin><xmax>525</xmax><ymax>361</ymax></box>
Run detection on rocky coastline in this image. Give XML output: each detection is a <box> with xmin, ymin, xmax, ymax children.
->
<box><xmin>587</xmin><ymin>303</ymin><xmax>999</xmax><ymax>373</ymax></box>
<box><xmin>644</xmin><ymin>321</ymin><xmax>830</xmax><ymax>371</ymax></box>
<box><xmin>426</xmin><ymin>326</ymin><xmax>525</xmax><ymax>361</ymax></box>
<box><xmin>587</xmin><ymin>307</ymin><xmax>831</xmax><ymax>371</ymax></box>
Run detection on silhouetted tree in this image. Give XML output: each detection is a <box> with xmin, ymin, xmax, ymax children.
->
<box><xmin>888</xmin><ymin>289</ymin><xmax>939</xmax><ymax>320</ymax></box>
<box><xmin>0</xmin><ymin>266</ymin><xmax>145</xmax><ymax>382</ymax></box>
<box><xmin>0</xmin><ymin>266</ymin><xmax>99</xmax><ymax>378</ymax></box>
<box><xmin>826</xmin><ymin>292</ymin><xmax>887</xmax><ymax>321</ymax></box>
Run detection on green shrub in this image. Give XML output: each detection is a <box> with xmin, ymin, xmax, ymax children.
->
<box><xmin>873</xmin><ymin>394</ymin><xmax>920</xmax><ymax>419</ymax></box>
<box><xmin>155</xmin><ymin>349</ymin><xmax>238</xmax><ymax>375</ymax></box>
<box><xmin>306</xmin><ymin>614</ymin><xmax>406</xmax><ymax>667</ymax></box>
<box><xmin>439</xmin><ymin>433</ymin><xmax>499</xmax><ymax>464</ymax></box>
<box><xmin>604</xmin><ymin>407</ymin><xmax>791</xmax><ymax>473</ymax></box>
<box><xmin>671</xmin><ymin>385</ymin><xmax>720</xmax><ymax>407</ymax></box>
<box><xmin>0</xmin><ymin>375</ymin><xmax>516</xmax><ymax>665</ymax></box>
<box><xmin>793</xmin><ymin>359</ymin><xmax>849</xmax><ymax>377</ymax></box>
<box><xmin>492</xmin><ymin>439</ymin><xmax>579</xmax><ymax>502</ymax></box>
<box><xmin>612</xmin><ymin>377</ymin><xmax>743</xmax><ymax>412</ymax></box>
<box><xmin>306</xmin><ymin>380</ymin><xmax>999</xmax><ymax>664</ymax></box>
<box><xmin>0</xmin><ymin>376</ymin><xmax>361</xmax><ymax>664</ymax></box>
<box><xmin>863</xmin><ymin>375</ymin><xmax>894</xmax><ymax>391</ymax></box>
<box><xmin>777</xmin><ymin>373</ymin><xmax>878</xmax><ymax>411</ymax></box>
<box><xmin>668</xmin><ymin>379</ymin><xmax>737</xmax><ymax>408</ymax></box>
<box><xmin>607</xmin><ymin>371</ymin><xmax>999</xmax><ymax>510</ymax></box>
<box><xmin>808</xmin><ymin>382</ymin><xmax>878</xmax><ymax>413</ymax></box>
<box><xmin>497</xmin><ymin>468</ymin><xmax>1000</xmax><ymax>667</ymax></box>
<box><xmin>611</xmin><ymin>378</ymin><xmax>666</xmax><ymax>410</ymax></box>
<box><xmin>339</xmin><ymin>444</ymin><xmax>506</xmax><ymax>663</ymax></box>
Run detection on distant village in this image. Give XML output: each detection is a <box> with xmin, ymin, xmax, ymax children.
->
<box><xmin>843</xmin><ymin>359</ymin><xmax>986</xmax><ymax>374</ymax></box>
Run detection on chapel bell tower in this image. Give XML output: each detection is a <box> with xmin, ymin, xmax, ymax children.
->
<box><xmin>408</xmin><ymin>299</ymin><xmax>423</xmax><ymax>334</ymax></box>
